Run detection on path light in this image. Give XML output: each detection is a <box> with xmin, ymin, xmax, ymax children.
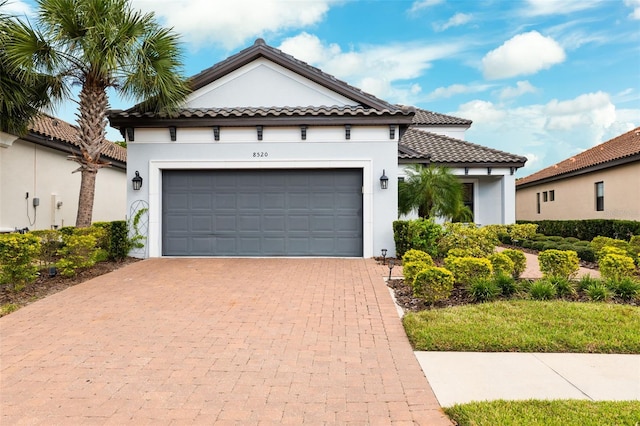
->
<box><xmin>388</xmin><ymin>259</ymin><xmax>395</xmax><ymax>280</ymax></box>
<box><xmin>132</xmin><ymin>171</ymin><xmax>143</xmax><ymax>191</ymax></box>
<box><xmin>381</xmin><ymin>248</ymin><xmax>387</xmax><ymax>265</ymax></box>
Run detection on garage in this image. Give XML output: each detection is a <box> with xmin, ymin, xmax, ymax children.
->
<box><xmin>162</xmin><ymin>169</ymin><xmax>363</xmax><ymax>256</ymax></box>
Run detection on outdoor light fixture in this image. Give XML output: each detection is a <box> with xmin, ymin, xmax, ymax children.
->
<box><xmin>381</xmin><ymin>248</ymin><xmax>388</xmax><ymax>265</ymax></box>
<box><xmin>132</xmin><ymin>171</ymin><xmax>143</xmax><ymax>191</ymax></box>
<box><xmin>345</xmin><ymin>124</ymin><xmax>351</xmax><ymax>140</ymax></box>
<box><xmin>126</xmin><ymin>127</ymin><xmax>134</xmax><ymax>142</ymax></box>
<box><xmin>169</xmin><ymin>126</ymin><xmax>177</xmax><ymax>141</ymax></box>
<box><xmin>256</xmin><ymin>125</ymin><xmax>263</xmax><ymax>141</ymax></box>
<box><xmin>300</xmin><ymin>125</ymin><xmax>307</xmax><ymax>140</ymax></box>
<box><xmin>510</xmin><ymin>167</ymin><xmax>515</xmax><ymax>175</ymax></box>
<box><xmin>487</xmin><ymin>167</ymin><xmax>492</xmax><ymax>175</ymax></box>
<box><xmin>464</xmin><ymin>167</ymin><xmax>469</xmax><ymax>175</ymax></box>
<box><xmin>213</xmin><ymin>126</ymin><xmax>220</xmax><ymax>141</ymax></box>
<box><xmin>380</xmin><ymin>169</ymin><xmax>389</xmax><ymax>189</ymax></box>
<box><xmin>388</xmin><ymin>259</ymin><xmax>395</xmax><ymax>280</ymax></box>
<box><xmin>389</xmin><ymin>125</ymin><xmax>395</xmax><ymax>140</ymax></box>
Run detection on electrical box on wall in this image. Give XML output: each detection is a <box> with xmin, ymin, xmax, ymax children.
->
<box><xmin>32</xmin><ymin>197</ymin><xmax>40</xmax><ymax>207</ymax></box>
<box><xmin>51</xmin><ymin>194</ymin><xmax>62</xmax><ymax>229</ymax></box>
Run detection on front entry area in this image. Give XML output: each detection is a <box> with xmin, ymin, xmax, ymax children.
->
<box><xmin>162</xmin><ymin>169</ymin><xmax>363</xmax><ymax>256</ymax></box>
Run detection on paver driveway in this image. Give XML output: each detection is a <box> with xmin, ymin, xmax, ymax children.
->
<box><xmin>1</xmin><ymin>258</ymin><xmax>450</xmax><ymax>425</ymax></box>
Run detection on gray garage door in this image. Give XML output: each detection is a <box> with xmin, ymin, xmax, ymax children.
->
<box><xmin>162</xmin><ymin>169</ymin><xmax>363</xmax><ymax>256</ymax></box>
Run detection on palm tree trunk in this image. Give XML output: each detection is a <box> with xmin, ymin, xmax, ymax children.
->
<box><xmin>75</xmin><ymin>168</ymin><xmax>97</xmax><ymax>228</ymax></box>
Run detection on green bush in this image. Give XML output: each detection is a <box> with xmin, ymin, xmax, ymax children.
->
<box><xmin>547</xmin><ymin>276</ymin><xmax>576</xmax><ymax>298</ymax></box>
<box><xmin>517</xmin><ymin>219</ymin><xmax>640</xmax><ymax>241</ymax></box>
<box><xmin>564</xmin><ymin>237</ymin><xmax>580</xmax><ymax>243</ymax></box>
<box><xmin>488</xmin><ymin>252</ymin><xmax>515</xmax><ymax>277</ymax></box>
<box><xmin>591</xmin><ymin>236</ymin><xmax>630</xmax><ymax>259</ymax></box>
<box><xmin>529</xmin><ymin>279</ymin><xmax>557</xmax><ymax>300</ymax></box>
<box><xmin>393</xmin><ymin>220</ymin><xmax>411</xmax><ymax>258</ymax></box>
<box><xmin>538</xmin><ymin>250</ymin><xmax>579</xmax><ymax>279</ymax></box>
<box><xmin>57</xmin><ymin>233</ymin><xmax>98</xmax><ymax>277</ymax></box>
<box><xmin>402</xmin><ymin>249</ymin><xmax>435</xmax><ymax>266</ymax></box>
<box><xmin>494</xmin><ymin>273</ymin><xmax>518</xmax><ymax>297</ymax></box>
<box><xmin>403</xmin><ymin>261</ymin><xmax>430</xmax><ymax>286</ymax></box>
<box><xmin>108</xmin><ymin>220</ymin><xmax>131</xmax><ymax>260</ymax></box>
<box><xmin>444</xmin><ymin>256</ymin><xmax>493</xmax><ymax>285</ymax></box>
<box><xmin>577</xmin><ymin>275</ymin><xmax>601</xmax><ymax>292</ymax></box>
<box><xmin>574</xmin><ymin>246</ymin><xmax>596</xmax><ymax>262</ymax></box>
<box><xmin>585</xmin><ymin>282</ymin><xmax>611</xmax><ymax>302</ymax></box>
<box><xmin>507</xmin><ymin>223</ymin><xmax>538</xmax><ymax>242</ymax></box>
<box><xmin>0</xmin><ymin>233</ymin><xmax>41</xmax><ymax>290</ymax></box>
<box><xmin>547</xmin><ymin>236</ymin><xmax>563</xmax><ymax>242</ymax></box>
<box><xmin>468</xmin><ymin>277</ymin><xmax>501</xmax><ymax>302</ymax></box>
<box><xmin>31</xmin><ymin>229</ymin><xmax>63</xmax><ymax>267</ymax></box>
<box><xmin>607</xmin><ymin>277</ymin><xmax>640</xmax><ymax>301</ymax></box>
<box><xmin>521</xmin><ymin>240</ymin><xmax>533</xmax><ymax>249</ymax></box>
<box><xmin>401</xmin><ymin>219</ymin><xmax>442</xmax><ymax>258</ymax></box>
<box><xmin>500</xmin><ymin>249</ymin><xmax>527</xmax><ymax>279</ymax></box>
<box><xmin>599</xmin><ymin>254</ymin><xmax>636</xmax><ymax>281</ymax></box>
<box><xmin>542</xmin><ymin>242</ymin><xmax>558</xmax><ymax>251</ymax></box>
<box><xmin>446</xmin><ymin>248</ymin><xmax>477</xmax><ymax>258</ymax></box>
<box><xmin>557</xmin><ymin>243</ymin><xmax>576</xmax><ymax>251</ymax></box>
<box><xmin>532</xmin><ymin>241</ymin><xmax>546</xmax><ymax>251</ymax></box>
<box><xmin>412</xmin><ymin>266</ymin><xmax>454</xmax><ymax>304</ymax></box>
<box><xmin>629</xmin><ymin>236</ymin><xmax>640</xmax><ymax>262</ymax></box>
<box><xmin>438</xmin><ymin>223</ymin><xmax>498</xmax><ymax>258</ymax></box>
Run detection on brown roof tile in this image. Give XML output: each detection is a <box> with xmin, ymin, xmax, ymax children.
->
<box><xmin>399</xmin><ymin>128</ymin><xmax>527</xmax><ymax>166</ymax></box>
<box><xmin>29</xmin><ymin>114</ymin><xmax>126</xmax><ymax>163</ymax></box>
<box><xmin>410</xmin><ymin>108</ymin><xmax>472</xmax><ymax>126</ymax></box>
<box><xmin>516</xmin><ymin>127</ymin><xmax>640</xmax><ymax>187</ymax></box>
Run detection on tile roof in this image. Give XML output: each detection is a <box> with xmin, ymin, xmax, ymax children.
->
<box><xmin>516</xmin><ymin>127</ymin><xmax>640</xmax><ymax>187</ymax></box>
<box><xmin>410</xmin><ymin>108</ymin><xmax>472</xmax><ymax>126</ymax></box>
<box><xmin>110</xmin><ymin>105</ymin><xmax>415</xmax><ymax>120</ymax></box>
<box><xmin>28</xmin><ymin>114</ymin><xmax>126</xmax><ymax>163</ymax></box>
<box><xmin>399</xmin><ymin>128</ymin><xmax>527</xmax><ymax>166</ymax></box>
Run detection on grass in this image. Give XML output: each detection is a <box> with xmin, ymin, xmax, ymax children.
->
<box><xmin>1</xmin><ymin>303</ymin><xmax>19</xmax><ymax>316</ymax></box>
<box><xmin>444</xmin><ymin>400</ymin><xmax>640</xmax><ymax>426</ymax></box>
<box><xmin>403</xmin><ymin>300</ymin><xmax>640</xmax><ymax>353</ymax></box>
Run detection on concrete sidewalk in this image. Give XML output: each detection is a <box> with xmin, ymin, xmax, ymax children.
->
<box><xmin>415</xmin><ymin>352</ymin><xmax>640</xmax><ymax>407</ymax></box>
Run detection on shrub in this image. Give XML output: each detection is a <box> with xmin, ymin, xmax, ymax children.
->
<box><xmin>547</xmin><ymin>236</ymin><xmax>563</xmax><ymax>242</ymax></box>
<box><xmin>521</xmin><ymin>240</ymin><xmax>533</xmax><ymax>249</ymax></box>
<box><xmin>468</xmin><ymin>277</ymin><xmax>501</xmax><ymax>302</ymax></box>
<box><xmin>0</xmin><ymin>233</ymin><xmax>41</xmax><ymax>290</ymax></box>
<box><xmin>412</xmin><ymin>266</ymin><xmax>454</xmax><ymax>304</ymax></box>
<box><xmin>446</xmin><ymin>248</ymin><xmax>477</xmax><ymax>258</ymax></box>
<box><xmin>629</xmin><ymin>236</ymin><xmax>640</xmax><ymax>262</ymax></box>
<box><xmin>517</xmin><ymin>219</ymin><xmax>640</xmax><ymax>241</ymax></box>
<box><xmin>31</xmin><ymin>229</ymin><xmax>63</xmax><ymax>267</ymax></box>
<box><xmin>607</xmin><ymin>277</ymin><xmax>640</xmax><ymax>301</ymax></box>
<box><xmin>494</xmin><ymin>273</ymin><xmax>518</xmax><ymax>297</ymax></box>
<box><xmin>108</xmin><ymin>220</ymin><xmax>131</xmax><ymax>260</ymax></box>
<box><xmin>564</xmin><ymin>237</ymin><xmax>580</xmax><ymax>243</ymax></box>
<box><xmin>407</xmin><ymin>219</ymin><xmax>442</xmax><ymax>258</ymax></box>
<box><xmin>402</xmin><ymin>249</ymin><xmax>435</xmax><ymax>266</ymax></box>
<box><xmin>500</xmin><ymin>249</ymin><xmax>527</xmax><ymax>279</ymax></box>
<box><xmin>488</xmin><ymin>252</ymin><xmax>515</xmax><ymax>277</ymax></box>
<box><xmin>393</xmin><ymin>220</ymin><xmax>411</xmax><ymax>258</ymax></box>
<box><xmin>538</xmin><ymin>250</ymin><xmax>579</xmax><ymax>279</ymax></box>
<box><xmin>532</xmin><ymin>241</ymin><xmax>546</xmax><ymax>251</ymax></box>
<box><xmin>547</xmin><ymin>275</ymin><xmax>576</xmax><ymax>298</ymax></box>
<box><xmin>557</xmin><ymin>243</ymin><xmax>576</xmax><ymax>251</ymax></box>
<box><xmin>438</xmin><ymin>223</ymin><xmax>498</xmax><ymax>258</ymax></box>
<box><xmin>57</xmin><ymin>233</ymin><xmax>98</xmax><ymax>277</ymax></box>
<box><xmin>585</xmin><ymin>282</ymin><xmax>611</xmax><ymax>302</ymax></box>
<box><xmin>599</xmin><ymin>254</ymin><xmax>636</xmax><ymax>281</ymax></box>
<box><xmin>542</xmin><ymin>242</ymin><xmax>558</xmax><ymax>251</ymax></box>
<box><xmin>507</xmin><ymin>223</ymin><xmax>538</xmax><ymax>243</ymax></box>
<box><xmin>574</xmin><ymin>246</ymin><xmax>596</xmax><ymax>263</ymax></box>
<box><xmin>591</xmin><ymin>236</ymin><xmax>630</xmax><ymax>259</ymax></box>
<box><xmin>577</xmin><ymin>275</ymin><xmax>601</xmax><ymax>292</ymax></box>
<box><xmin>444</xmin><ymin>256</ymin><xmax>493</xmax><ymax>285</ymax></box>
<box><xmin>529</xmin><ymin>279</ymin><xmax>557</xmax><ymax>300</ymax></box>
<box><xmin>403</xmin><ymin>261</ymin><xmax>430</xmax><ymax>286</ymax></box>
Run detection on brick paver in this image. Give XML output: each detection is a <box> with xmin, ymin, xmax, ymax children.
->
<box><xmin>1</xmin><ymin>258</ymin><xmax>451</xmax><ymax>425</ymax></box>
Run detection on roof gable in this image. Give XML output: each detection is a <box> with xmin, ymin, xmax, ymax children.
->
<box><xmin>187</xmin><ymin>39</ymin><xmax>397</xmax><ymax>111</ymax></box>
<box><xmin>516</xmin><ymin>127</ymin><xmax>640</xmax><ymax>187</ymax></box>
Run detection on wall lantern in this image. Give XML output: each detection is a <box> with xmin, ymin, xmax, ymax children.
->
<box><xmin>256</xmin><ymin>125</ymin><xmax>263</xmax><ymax>141</ymax></box>
<box><xmin>126</xmin><ymin>127</ymin><xmax>134</xmax><ymax>142</ymax></box>
<box><xmin>389</xmin><ymin>125</ymin><xmax>395</xmax><ymax>140</ymax></box>
<box><xmin>132</xmin><ymin>171</ymin><xmax>143</xmax><ymax>191</ymax></box>
<box><xmin>345</xmin><ymin>124</ymin><xmax>351</xmax><ymax>140</ymax></box>
<box><xmin>213</xmin><ymin>126</ymin><xmax>220</xmax><ymax>141</ymax></box>
<box><xmin>464</xmin><ymin>167</ymin><xmax>469</xmax><ymax>175</ymax></box>
<box><xmin>381</xmin><ymin>248</ymin><xmax>388</xmax><ymax>265</ymax></box>
<box><xmin>169</xmin><ymin>126</ymin><xmax>177</xmax><ymax>141</ymax></box>
<box><xmin>487</xmin><ymin>167</ymin><xmax>492</xmax><ymax>175</ymax></box>
<box><xmin>300</xmin><ymin>125</ymin><xmax>307</xmax><ymax>140</ymax></box>
<box><xmin>379</xmin><ymin>169</ymin><xmax>389</xmax><ymax>189</ymax></box>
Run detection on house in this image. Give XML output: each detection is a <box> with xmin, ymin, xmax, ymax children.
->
<box><xmin>516</xmin><ymin>127</ymin><xmax>640</xmax><ymax>221</ymax></box>
<box><xmin>109</xmin><ymin>39</ymin><xmax>526</xmax><ymax>258</ymax></box>
<box><xmin>0</xmin><ymin>114</ymin><xmax>127</xmax><ymax>232</ymax></box>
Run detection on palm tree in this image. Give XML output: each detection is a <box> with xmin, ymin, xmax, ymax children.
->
<box><xmin>0</xmin><ymin>1</ymin><xmax>60</xmax><ymax>135</ymax></box>
<box><xmin>3</xmin><ymin>0</ymin><xmax>190</xmax><ymax>227</ymax></box>
<box><xmin>398</xmin><ymin>164</ymin><xmax>472</xmax><ymax>221</ymax></box>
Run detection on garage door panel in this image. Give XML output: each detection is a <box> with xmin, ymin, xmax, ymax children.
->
<box><xmin>163</xmin><ymin>169</ymin><xmax>362</xmax><ymax>256</ymax></box>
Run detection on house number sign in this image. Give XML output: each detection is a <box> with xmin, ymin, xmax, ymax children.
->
<box><xmin>252</xmin><ymin>152</ymin><xmax>269</xmax><ymax>158</ymax></box>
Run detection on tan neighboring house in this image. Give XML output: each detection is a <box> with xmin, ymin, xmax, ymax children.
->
<box><xmin>516</xmin><ymin>127</ymin><xmax>640</xmax><ymax>221</ymax></box>
<box><xmin>0</xmin><ymin>114</ymin><xmax>127</xmax><ymax>232</ymax></box>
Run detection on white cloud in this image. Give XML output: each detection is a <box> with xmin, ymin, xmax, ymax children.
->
<box><xmin>499</xmin><ymin>81</ymin><xmax>537</xmax><ymax>99</ymax></box>
<box><xmin>434</xmin><ymin>13</ymin><xmax>472</xmax><ymax>32</ymax></box>
<box><xmin>455</xmin><ymin>100</ymin><xmax>507</xmax><ymax>123</ymax></box>
<box><xmin>408</xmin><ymin>0</ymin><xmax>443</xmax><ymax>14</ymax></box>
<box><xmin>1</xmin><ymin>0</ymin><xmax>32</xmax><ymax>15</ymax></box>
<box><xmin>524</xmin><ymin>0</ymin><xmax>604</xmax><ymax>16</ymax></box>
<box><xmin>426</xmin><ymin>83</ymin><xmax>491</xmax><ymax>100</ymax></box>
<box><xmin>482</xmin><ymin>31</ymin><xmax>566</xmax><ymax>80</ymax></box>
<box><xmin>130</xmin><ymin>0</ymin><xmax>337</xmax><ymax>49</ymax></box>
<box><xmin>521</xmin><ymin>152</ymin><xmax>542</xmax><ymax>171</ymax></box>
<box><xmin>625</xmin><ymin>0</ymin><xmax>640</xmax><ymax>19</ymax></box>
<box><xmin>277</xmin><ymin>33</ymin><xmax>462</xmax><ymax>103</ymax></box>
<box><xmin>544</xmin><ymin>91</ymin><xmax>615</xmax><ymax>131</ymax></box>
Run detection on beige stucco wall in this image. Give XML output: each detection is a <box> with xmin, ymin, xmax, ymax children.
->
<box><xmin>0</xmin><ymin>139</ymin><xmax>126</xmax><ymax>231</ymax></box>
<box><xmin>516</xmin><ymin>161</ymin><xmax>640</xmax><ymax>221</ymax></box>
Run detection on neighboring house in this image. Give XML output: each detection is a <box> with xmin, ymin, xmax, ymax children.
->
<box><xmin>0</xmin><ymin>114</ymin><xmax>127</xmax><ymax>232</ymax></box>
<box><xmin>109</xmin><ymin>39</ymin><xmax>526</xmax><ymax>258</ymax></box>
<box><xmin>516</xmin><ymin>127</ymin><xmax>640</xmax><ymax>221</ymax></box>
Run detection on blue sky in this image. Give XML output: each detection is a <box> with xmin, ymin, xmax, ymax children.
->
<box><xmin>7</xmin><ymin>0</ymin><xmax>640</xmax><ymax>176</ymax></box>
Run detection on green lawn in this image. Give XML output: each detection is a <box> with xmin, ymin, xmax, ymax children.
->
<box><xmin>444</xmin><ymin>400</ymin><xmax>640</xmax><ymax>426</ymax></box>
<box><xmin>403</xmin><ymin>300</ymin><xmax>640</xmax><ymax>353</ymax></box>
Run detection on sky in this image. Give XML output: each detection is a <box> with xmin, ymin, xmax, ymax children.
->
<box><xmin>5</xmin><ymin>0</ymin><xmax>640</xmax><ymax>176</ymax></box>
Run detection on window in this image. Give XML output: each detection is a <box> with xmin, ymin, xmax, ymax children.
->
<box><xmin>543</xmin><ymin>191</ymin><xmax>548</xmax><ymax>202</ymax></box>
<box><xmin>462</xmin><ymin>183</ymin><xmax>474</xmax><ymax>221</ymax></box>
<box><xmin>549</xmin><ymin>190</ymin><xmax>555</xmax><ymax>201</ymax></box>
<box><xmin>536</xmin><ymin>192</ymin><xmax>541</xmax><ymax>214</ymax></box>
<box><xmin>595</xmin><ymin>182</ymin><xmax>604</xmax><ymax>211</ymax></box>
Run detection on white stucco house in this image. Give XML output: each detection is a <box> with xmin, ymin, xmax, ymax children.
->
<box><xmin>0</xmin><ymin>114</ymin><xmax>127</xmax><ymax>232</ymax></box>
<box><xmin>109</xmin><ymin>39</ymin><xmax>526</xmax><ymax>258</ymax></box>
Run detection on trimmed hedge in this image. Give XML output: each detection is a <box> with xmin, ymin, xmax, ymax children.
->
<box><xmin>517</xmin><ymin>219</ymin><xmax>640</xmax><ymax>241</ymax></box>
